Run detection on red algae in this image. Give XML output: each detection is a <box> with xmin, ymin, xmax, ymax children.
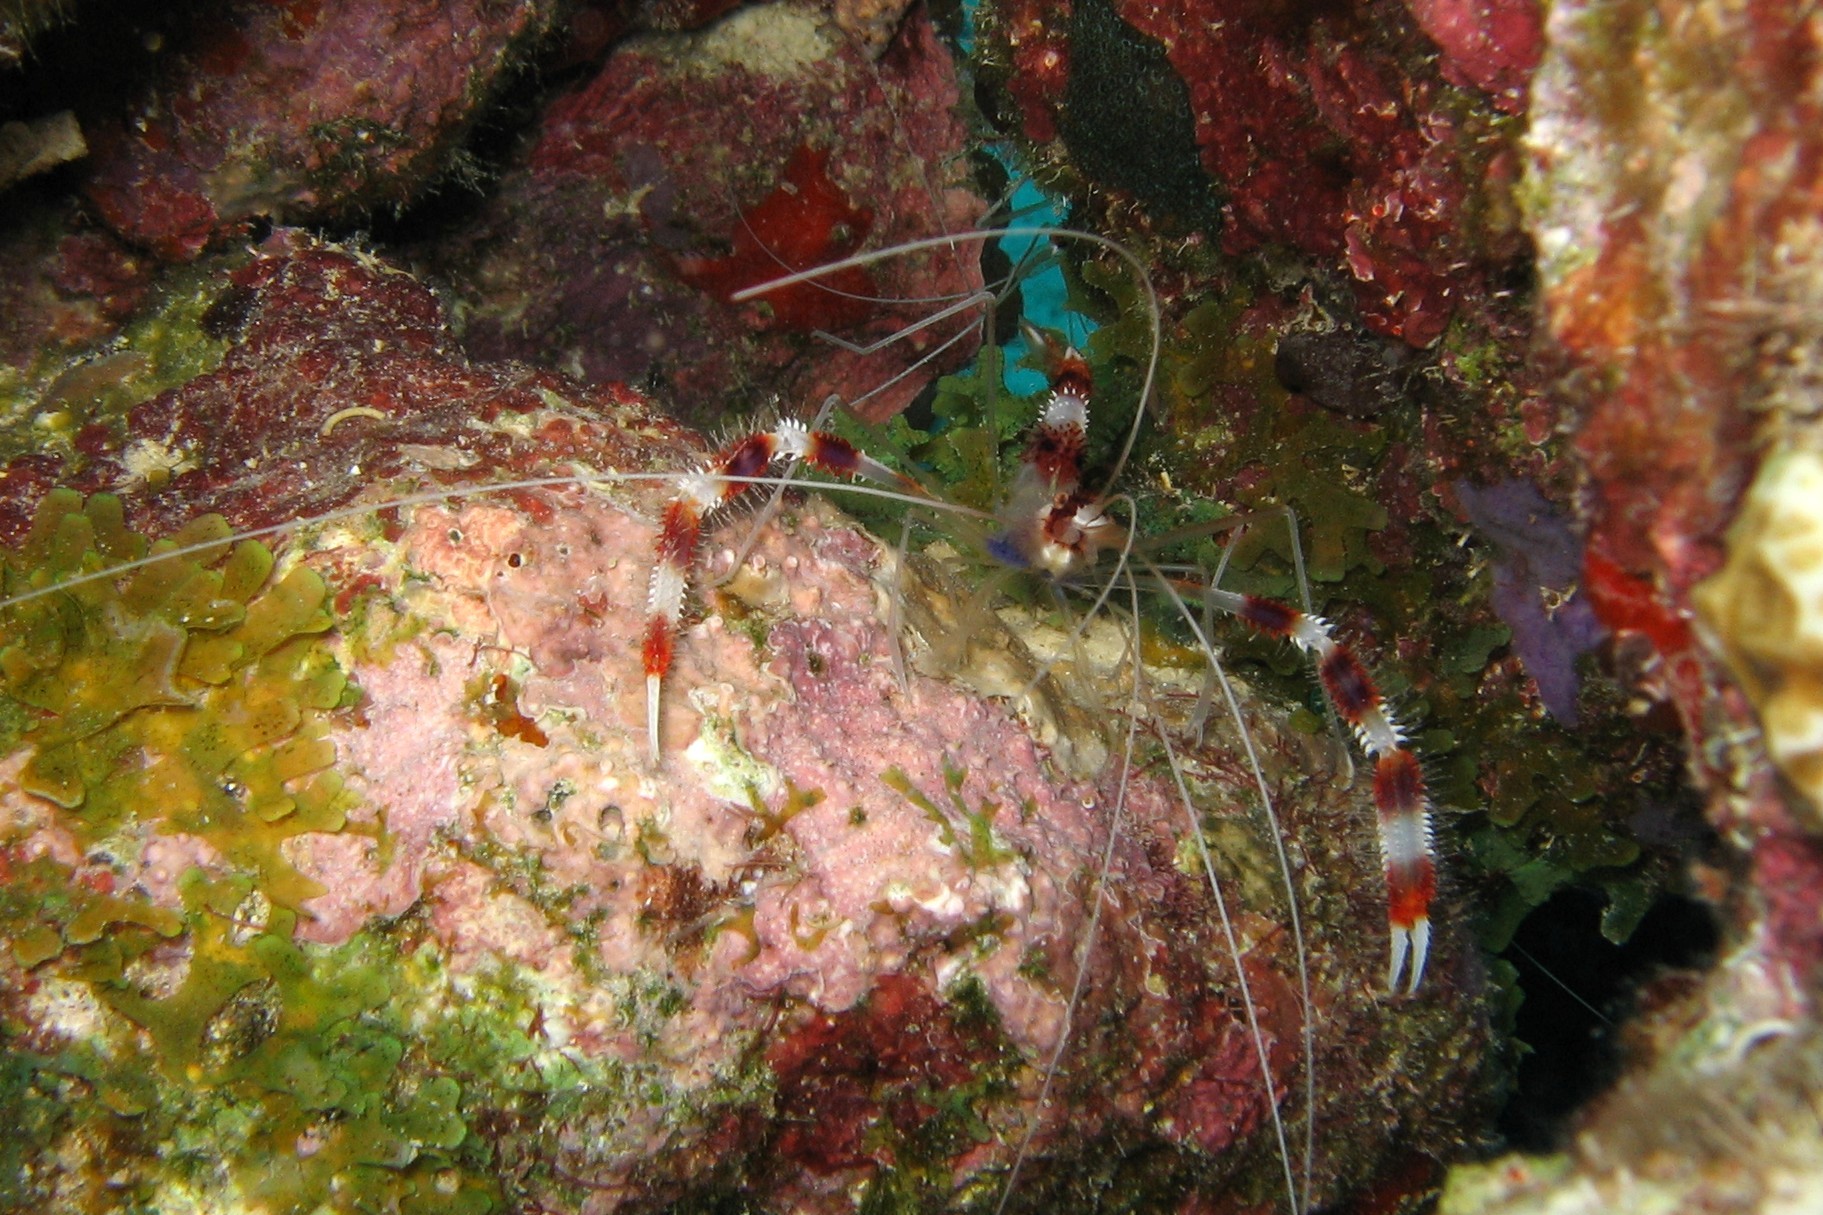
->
<box><xmin>1406</xmin><ymin>0</ymin><xmax>1543</xmax><ymax>115</ymax></box>
<box><xmin>674</xmin><ymin>144</ymin><xmax>879</xmax><ymax>331</ymax></box>
<box><xmin>426</xmin><ymin>2</ymin><xmax>986</xmax><ymax>425</ymax></box>
<box><xmin>765</xmin><ymin>973</ymin><xmax>984</xmax><ymax>1175</ymax></box>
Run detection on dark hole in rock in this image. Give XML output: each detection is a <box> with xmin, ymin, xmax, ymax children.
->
<box><xmin>1498</xmin><ymin>886</ymin><xmax>1720</xmax><ymax>1151</ymax></box>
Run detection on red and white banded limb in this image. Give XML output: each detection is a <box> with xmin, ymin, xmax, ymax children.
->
<box><xmin>640</xmin><ymin>419</ymin><xmax>916</xmax><ymax>762</ymax></box>
<box><xmin>998</xmin><ymin>322</ymin><xmax>1438</xmax><ymax>994</ymax></box>
<box><xmin>1205</xmin><ymin>588</ymin><xmax>1437</xmax><ymax>993</ymax></box>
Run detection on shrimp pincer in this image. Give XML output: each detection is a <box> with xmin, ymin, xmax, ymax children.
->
<box><xmin>639</xmin><ymin>418</ymin><xmax>931</xmax><ymax>764</ymax></box>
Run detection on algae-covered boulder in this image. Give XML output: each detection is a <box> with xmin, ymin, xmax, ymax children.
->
<box><xmin>0</xmin><ymin>233</ymin><xmax>1486</xmax><ymax>1213</ymax></box>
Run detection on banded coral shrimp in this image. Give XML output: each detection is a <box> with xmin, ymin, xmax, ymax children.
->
<box><xmin>0</xmin><ymin>227</ymin><xmax>1479</xmax><ymax>1214</ymax></box>
<box><xmin>717</xmin><ymin>225</ymin><xmax>1457</xmax><ymax>1200</ymax></box>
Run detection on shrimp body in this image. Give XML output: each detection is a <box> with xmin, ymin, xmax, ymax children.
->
<box><xmin>628</xmin><ymin>242</ymin><xmax>1441</xmax><ymax>1212</ymax></box>
<box><xmin>972</xmin><ymin>321</ymin><xmax>1438</xmax><ymax>994</ymax></box>
<box><xmin>985</xmin><ymin>333</ymin><xmax>1130</xmax><ymax>581</ymax></box>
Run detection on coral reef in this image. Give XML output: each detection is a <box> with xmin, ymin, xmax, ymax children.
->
<box><xmin>953</xmin><ymin>0</ymin><xmax>1674</xmax><ymax>981</ymax></box>
<box><xmin>77</xmin><ymin>0</ymin><xmax>560</xmax><ymax>259</ymax></box>
<box><xmin>976</xmin><ymin>0</ymin><xmax>1534</xmax><ymax>346</ymax></box>
<box><xmin>0</xmin><ymin>227</ymin><xmax>682</xmax><ymax>545</ymax></box>
<box><xmin>1435</xmin><ymin>1</ymin><xmax>1823</xmax><ymax>1212</ymax></box>
<box><xmin>0</xmin><ymin>234</ymin><xmax>1487</xmax><ymax>1211</ymax></box>
<box><xmin>7</xmin><ymin>0</ymin><xmax>1823</xmax><ymax>1210</ymax></box>
<box><xmin>419</xmin><ymin>1</ymin><xmax>987</xmax><ymax>427</ymax></box>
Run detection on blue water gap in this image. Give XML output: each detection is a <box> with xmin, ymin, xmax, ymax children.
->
<box><xmin>957</xmin><ymin>0</ymin><xmax>1098</xmax><ymax>396</ymax></box>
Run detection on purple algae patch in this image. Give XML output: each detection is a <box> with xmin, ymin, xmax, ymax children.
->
<box><xmin>1457</xmin><ymin>478</ymin><xmax>1606</xmax><ymax>726</ymax></box>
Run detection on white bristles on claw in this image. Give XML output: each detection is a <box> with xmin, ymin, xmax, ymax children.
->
<box><xmin>675</xmin><ymin>469</ymin><xmax>723</xmax><ymax>512</ymax></box>
<box><xmin>646</xmin><ymin>562</ymin><xmax>687</xmax><ymax>620</ymax></box>
<box><xmin>773</xmin><ymin>419</ymin><xmax>812</xmax><ymax>458</ymax></box>
<box><xmin>1043</xmin><ymin>388</ymin><xmax>1087</xmax><ymax>430</ymax></box>
<box><xmin>1202</xmin><ymin>577</ymin><xmax>1438</xmax><ymax>996</ymax></box>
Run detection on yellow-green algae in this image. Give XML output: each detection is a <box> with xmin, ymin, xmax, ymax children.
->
<box><xmin>1</xmin><ymin>851</ymin><xmax>499</xmax><ymax>1213</ymax></box>
<box><xmin>0</xmin><ymin>490</ymin><xmax>493</xmax><ymax>1211</ymax></box>
<box><xmin>1</xmin><ymin>489</ymin><xmax>352</xmax><ymax>910</ymax></box>
<box><xmin>0</xmin><ymin>490</ymin><xmax>788</xmax><ymax>1213</ymax></box>
<box><xmin>883</xmin><ymin>761</ymin><xmax>1020</xmax><ymax>872</ymax></box>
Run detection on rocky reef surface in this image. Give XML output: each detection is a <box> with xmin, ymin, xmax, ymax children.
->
<box><xmin>1441</xmin><ymin>1</ymin><xmax>1823</xmax><ymax>1211</ymax></box>
<box><xmin>2</xmin><ymin>1</ymin><xmax>1822</xmax><ymax>1213</ymax></box>
<box><xmin>0</xmin><ymin>231</ymin><xmax>1484</xmax><ymax>1211</ymax></box>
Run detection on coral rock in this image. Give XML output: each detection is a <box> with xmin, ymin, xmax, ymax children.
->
<box><xmin>421</xmin><ymin>1</ymin><xmax>986</xmax><ymax>426</ymax></box>
<box><xmin>1693</xmin><ymin>450</ymin><xmax>1823</xmax><ymax>834</ymax></box>
<box><xmin>1405</xmin><ymin>0</ymin><xmax>1543</xmax><ymax>115</ymax></box>
<box><xmin>79</xmin><ymin>0</ymin><xmax>561</xmax><ymax>259</ymax></box>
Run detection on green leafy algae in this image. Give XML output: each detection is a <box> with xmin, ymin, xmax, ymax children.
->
<box><xmin>1</xmin><ymin>489</ymin><xmax>355</xmax><ymax>909</ymax></box>
<box><xmin>883</xmin><ymin>762</ymin><xmax>1018</xmax><ymax>871</ymax></box>
<box><xmin>0</xmin><ymin>860</ymin><xmax>503</xmax><ymax>1213</ymax></box>
<box><xmin>0</xmin><ymin>490</ymin><xmax>508</xmax><ymax>1212</ymax></box>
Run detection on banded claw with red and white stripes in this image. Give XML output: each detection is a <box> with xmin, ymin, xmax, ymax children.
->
<box><xmin>639</xmin><ymin>418</ymin><xmax>918</xmax><ymax>764</ymax></box>
<box><xmin>982</xmin><ymin>320</ymin><xmax>1439</xmax><ymax>996</ymax></box>
<box><xmin>1205</xmin><ymin>587</ymin><xmax>1437</xmax><ymax>994</ymax></box>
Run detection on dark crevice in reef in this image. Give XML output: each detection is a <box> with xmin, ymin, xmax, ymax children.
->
<box><xmin>1498</xmin><ymin>887</ymin><xmax>1721</xmax><ymax>1153</ymax></box>
<box><xmin>1060</xmin><ymin>0</ymin><xmax>1220</xmax><ymax>233</ymax></box>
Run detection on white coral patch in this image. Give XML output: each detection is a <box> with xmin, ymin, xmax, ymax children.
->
<box><xmin>683</xmin><ymin>690</ymin><xmax>783</xmax><ymax>806</ymax></box>
<box><xmin>691</xmin><ymin>3</ymin><xmax>834</xmax><ymax>78</ymax></box>
<box><xmin>25</xmin><ymin>977</ymin><xmax>123</xmax><ymax>1054</ymax></box>
<box><xmin>117</xmin><ymin>436</ymin><xmax>198</xmax><ymax>486</ymax></box>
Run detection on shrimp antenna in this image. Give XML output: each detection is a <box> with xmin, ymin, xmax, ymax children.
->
<box><xmin>1149</xmin><ymin>560</ymin><xmax>1316</xmax><ymax>1214</ymax></box>
<box><xmin>732</xmin><ymin>226</ymin><xmax>1162</xmax><ymax>492</ymax></box>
